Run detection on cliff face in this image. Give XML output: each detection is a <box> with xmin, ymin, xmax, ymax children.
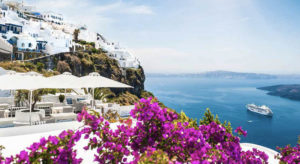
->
<box><xmin>34</xmin><ymin>50</ymin><xmax>145</xmax><ymax>95</ymax></box>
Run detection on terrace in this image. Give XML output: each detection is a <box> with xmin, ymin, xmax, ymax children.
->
<box><xmin>0</xmin><ymin>71</ymin><xmax>133</xmax><ymax>128</ymax></box>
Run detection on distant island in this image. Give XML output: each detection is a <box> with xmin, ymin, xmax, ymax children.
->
<box><xmin>258</xmin><ymin>85</ymin><xmax>300</xmax><ymax>101</ymax></box>
<box><xmin>147</xmin><ymin>71</ymin><xmax>300</xmax><ymax>80</ymax></box>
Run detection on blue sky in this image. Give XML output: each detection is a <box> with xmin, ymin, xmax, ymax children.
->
<box><xmin>27</xmin><ymin>0</ymin><xmax>300</xmax><ymax>74</ymax></box>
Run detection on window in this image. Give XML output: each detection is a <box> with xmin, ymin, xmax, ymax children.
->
<box><xmin>29</xmin><ymin>43</ymin><xmax>32</xmax><ymax>47</ymax></box>
<box><xmin>1</xmin><ymin>26</ymin><xmax>5</xmax><ymax>31</ymax></box>
<box><xmin>21</xmin><ymin>43</ymin><xmax>25</xmax><ymax>47</ymax></box>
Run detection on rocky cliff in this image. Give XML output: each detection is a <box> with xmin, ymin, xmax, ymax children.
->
<box><xmin>0</xmin><ymin>45</ymin><xmax>150</xmax><ymax>105</ymax></box>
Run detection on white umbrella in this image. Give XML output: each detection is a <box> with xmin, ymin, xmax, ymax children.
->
<box><xmin>47</xmin><ymin>72</ymin><xmax>83</xmax><ymax>91</ymax></box>
<box><xmin>0</xmin><ymin>71</ymin><xmax>46</xmax><ymax>90</ymax></box>
<box><xmin>80</xmin><ymin>72</ymin><xmax>132</xmax><ymax>88</ymax></box>
<box><xmin>80</xmin><ymin>72</ymin><xmax>132</xmax><ymax>108</ymax></box>
<box><xmin>0</xmin><ymin>71</ymin><xmax>48</xmax><ymax>125</ymax></box>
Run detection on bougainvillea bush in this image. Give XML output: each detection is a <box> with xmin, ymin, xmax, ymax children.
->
<box><xmin>0</xmin><ymin>97</ymin><xmax>299</xmax><ymax>163</ymax></box>
<box><xmin>276</xmin><ymin>145</ymin><xmax>300</xmax><ymax>164</ymax></box>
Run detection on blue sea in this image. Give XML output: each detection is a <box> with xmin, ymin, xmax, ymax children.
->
<box><xmin>145</xmin><ymin>77</ymin><xmax>300</xmax><ymax>150</ymax></box>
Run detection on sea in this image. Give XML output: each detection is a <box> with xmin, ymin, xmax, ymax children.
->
<box><xmin>145</xmin><ymin>77</ymin><xmax>300</xmax><ymax>150</ymax></box>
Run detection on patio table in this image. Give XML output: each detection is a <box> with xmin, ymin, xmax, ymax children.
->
<box><xmin>36</xmin><ymin>102</ymin><xmax>54</xmax><ymax>116</ymax></box>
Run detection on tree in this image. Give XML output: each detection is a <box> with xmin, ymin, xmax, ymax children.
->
<box><xmin>93</xmin><ymin>88</ymin><xmax>115</xmax><ymax>102</ymax></box>
<box><xmin>73</xmin><ymin>29</ymin><xmax>80</xmax><ymax>42</ymax></box>
<box><xmin>15</xmin><ymin>89</ymin><xmax>56</xmax><ymax>111</ymax></box>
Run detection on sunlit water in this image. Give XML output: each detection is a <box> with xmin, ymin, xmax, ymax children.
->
<box><xmin>145</xmin><ymin>77</ymin><xmax>300</xmax><ymax>150</ymax></box>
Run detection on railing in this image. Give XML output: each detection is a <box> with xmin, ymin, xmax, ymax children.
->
<box><xmin>17</xmin><ymin>48</ymin><xmax>41</xmax><ymax>53</ymax></box>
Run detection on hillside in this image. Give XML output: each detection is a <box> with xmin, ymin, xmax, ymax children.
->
<box><xmin>258</xmin><ymin>84</ymin><xmax>300</xmax><ymax>101</ymax></box>
<box><xmin>0</xmin><ymin>46</ymin><xmax>153</xmax><ymax>105</ymax></box>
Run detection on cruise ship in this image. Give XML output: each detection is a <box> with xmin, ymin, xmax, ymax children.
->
<box><xmin>246</xmin><ymin>104</ymin><xmax>273</xmax><ymax>116</ymax></box>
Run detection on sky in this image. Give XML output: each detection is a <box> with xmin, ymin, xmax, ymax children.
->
<box><xmin>25</xmin><ymin>0</ymin><xmax>300</xmax><ymax>74</ymax></box>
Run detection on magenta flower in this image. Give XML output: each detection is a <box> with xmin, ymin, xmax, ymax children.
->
<box><xmin>234</xmin><ymin>126</ymin><xmax>248</xmax><ymax>137</ymax></box>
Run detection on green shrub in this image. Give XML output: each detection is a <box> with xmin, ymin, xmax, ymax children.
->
<box><xmin>24</xmin><ymin>62</ymin><xmax>36</xmax><ymax>71</ymax></box>
<box><xmin>81</xmin><ymin>58</ymin><xmax>93</xmax><ymax>66</ymax></box>
<box><xmin>89</xmin><ymin>42</ymin><xmax>95</xmax><ymax>47</ymax></box>
<box><xmin>139</xmin><ymin>149</ymin><xmax>170</xmax><ymax>164</ymax></box>
<box><xmin>56</xmin><ymin>61</ymin><xmax>71</xmax><ymax>73</ymax></box>
<box><xmin>36</xmin><ymin>62</ymin><xmax>44</xmax><ymax>72</ymax></box>
<box><xmin>91</xmin><ymin>48</ymin><xmax>99</xmax><ymax>54</ymax></box>
<box><xmin>174</xmin><ymin>111</ymin><xmax>198</xmax><ymax>128</ymax></box>
<box><xmin>200</xmin><ymin>108</ymin><xmax>233</xmax><ymax>134</ymax></box>
<box><xmin>59</xmin><ymin>94</ymin><xmax>65</xmax><ymax>103</ymax></box>
<box><xmin>79</xmin><ymin>40</ymin><xmax>86</xmax><ymax>45</ymax></box>
<box><xmin>140</xmin><ymin>91</ymin><xmax>154</xmax><ymax>99</ymax></box>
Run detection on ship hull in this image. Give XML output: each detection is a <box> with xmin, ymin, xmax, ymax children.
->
<box><xmin>247</xmin><ymin>108</ymin><xmax>273</xmax><ymax>116</ymax></box>
<box><xmin>246</xmin><ymin>105</ymin><xmax>273</xmax><ymax>117</ymax></box>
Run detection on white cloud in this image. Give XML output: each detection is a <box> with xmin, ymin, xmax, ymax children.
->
<box><xmin>93</xmin><ymin>2</ymin><xmax>154</xmax><ymax>15</ymax></box>
<box><xmin>122</xmin><ymin>5</ymin><xmax>154</xmax><ymax>15</ymax></box>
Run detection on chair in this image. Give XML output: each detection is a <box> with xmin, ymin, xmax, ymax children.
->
<box><xmin>8</xmin><ymin>107</ymin><xmax>26</xmax><ymax>117</ymax></box>
<box><xmin>51</xmin><ymin>107</ymin><xmax>63</xmax><ymax>114</ymax></box>
<box><xmin>71</xmin><ymin>100</ymin><xmax>85</xmax><ymax>113</ymax></box>
<box><xmin>66</xmin><ymin>98</ymin><xmax>73</xmax><ymax>105</ymax></box>
<box><xmin>74</xmin><ymin>103</ymin><xmax>85</xmax><ymax>113</ymax></box>
<box><xmin>36</xmin><ymin>102</ymin><xmax>54</xmax><ymax>116</ymax></box>
<box><xmin>0</xmin><ymin>110</ymin><xmax>5</xmax><ymax>118</ymax></box>
<box><xmin>63</xmin><ymin>106</ymin><xmax>74</xmax><ymax>113</ymax></box>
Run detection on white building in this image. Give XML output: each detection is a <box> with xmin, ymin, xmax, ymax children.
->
<box><xmin>0</xmin><ymin>1</ymin><xmax>140</xmax><ymax>68</ymax></box>
<box><xmin>39</xmin><ymin>28</ymin><xmax>73</xmax><ymax>55</ymax></box>
<box><xmin>78</xmin><ymin>27</ymin><xmax>97</xmax><ymax>43</ymax></box>
<box><xmin>42</xmin><ymin>11</ymin><xmax>64</xmax><ymax>25</ymax></box>
<box><xmin>16</xmin><ymin>33</ymin><xmax>37</xmax><ymax>51</ymax></box>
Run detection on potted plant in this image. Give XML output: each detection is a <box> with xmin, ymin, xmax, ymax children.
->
<box><xmin>59</xmin><ymin>94</ymin><xmax>65</xmax><ymax>103</ymax></box>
